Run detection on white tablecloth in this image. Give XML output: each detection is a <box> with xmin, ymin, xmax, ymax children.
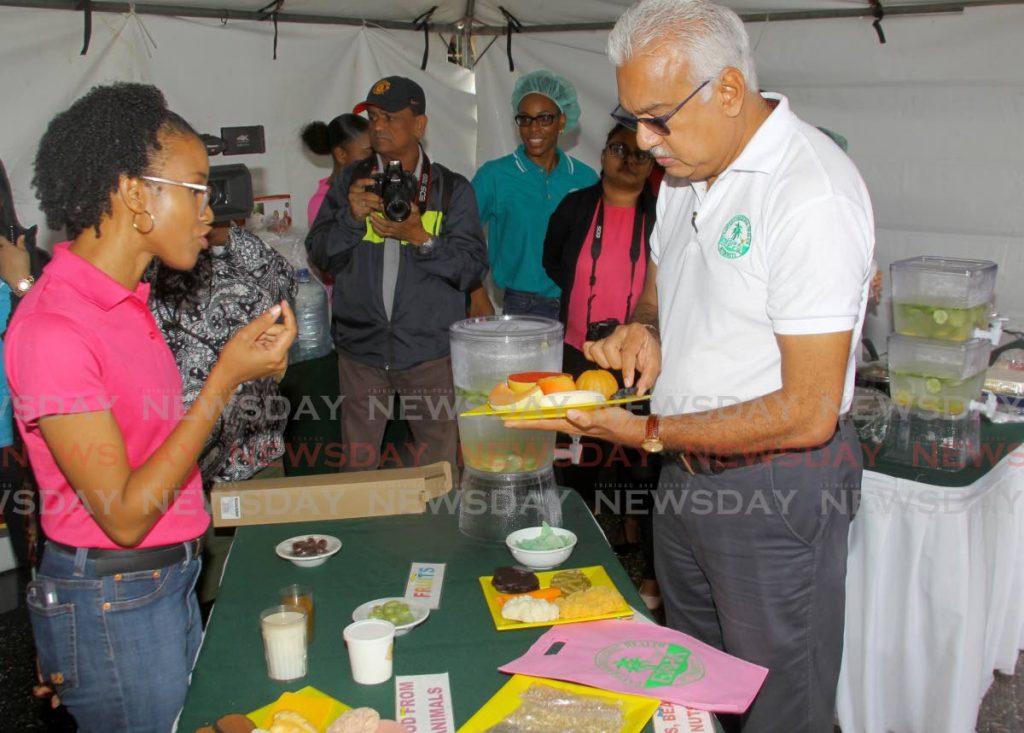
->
<box><xmin>837</xmin><ymin>454</ymin><xmax>1024</xmax><ymax>733</ymax></box>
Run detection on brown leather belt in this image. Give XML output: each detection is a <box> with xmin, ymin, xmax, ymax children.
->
<box><xmin>47</xmin><ymin>538</ymin><xmax>202</xmax><ymax>576</ymax></box>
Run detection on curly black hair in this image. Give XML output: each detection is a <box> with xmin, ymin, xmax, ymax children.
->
<box><xmin>33</xmin><ymin>82</ymin><xmax>199</xmax><ymax>239</ymax></box>
<box><xmin>301</xmin><ymin>113</ymin><xmax>368</xmax><ymax>156</ymax></box>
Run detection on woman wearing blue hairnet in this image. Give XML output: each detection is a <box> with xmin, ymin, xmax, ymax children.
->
<box><xmin>472</xmin><ymin>70</ymin><xmax>598</xmax><ymax>318</ymax></box>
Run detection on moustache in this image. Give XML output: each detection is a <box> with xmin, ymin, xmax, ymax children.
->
<box><xmin>648</xmin><ymin>145</ymin><xmax>673</xmax><ymax>159</ymax></box>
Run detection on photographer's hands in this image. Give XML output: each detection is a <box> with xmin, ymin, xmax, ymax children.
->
<box><xmin>348</xmin><ymin>178</ymin><xmax>382</xmax><ymax>221</ymax></box>
<box><xmin>347</xmin><ymin>178</ymin><xmax>430</xmax><ymax>244</ymax></box>
<box><xmin>369</xmin><ymin>203</ymin><xmax>430</xmax><ymax>246</ymax></box>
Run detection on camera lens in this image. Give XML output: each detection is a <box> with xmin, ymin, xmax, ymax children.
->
<box><xmin>384</xmin><ymin>197</ymin><xmax>411</xmax><ymax>222</ymax></box>
<box><xmin>207</xmin><ymin>180</ymin><xmax>225</xmax><ymax>207</ymax></box>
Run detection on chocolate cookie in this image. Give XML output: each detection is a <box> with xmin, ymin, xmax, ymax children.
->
<box><xmin>491</xmin><ymin>566</ymin><xmax>540</xmax><ymax>594</ymax></box>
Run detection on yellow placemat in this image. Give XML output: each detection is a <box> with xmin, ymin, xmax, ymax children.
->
<box><xmin>457</xmin><ymin>674</ymin><xmax>659</xmax><ymax>733</ymax></box>
<box><xmin>479</xmin><ymin>565</ymin><xmax>633</xmax><ymax>631</ymax></box>
<box><xmin>248</xmin><ymin>686</ymin><xmax>350</xmax><ymax>730</ymax></box>
<box><xmin>460</xmin><ymin>393</ymin><xmax>649</xmax><ymax>420</ymax></box>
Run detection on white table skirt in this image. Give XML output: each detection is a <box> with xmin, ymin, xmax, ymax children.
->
<box><xmin>837</xmin><ymin>454</ymin><xmax>1024</xmax><ymax>733</ymax></box>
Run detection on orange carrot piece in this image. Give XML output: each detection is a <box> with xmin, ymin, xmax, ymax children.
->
<box><xmin>495</xmin><ymin>587</ymin><xmax>562</xmax><ymax>606</ymax></box>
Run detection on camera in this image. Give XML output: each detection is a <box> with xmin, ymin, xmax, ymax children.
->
<box><xmin>367</xmin><ymin>160</ymin><xmax>419</xmax><ymax>222</ymax></box>
<box><xmin>207</xmin><ymin>164</ymin><xmax>253</xmax><ymax>224</ymax></box>
<box><xmin>586</xmin><ymin>318</ymin><xmax>620</xmax><ymax>342</ymax></box>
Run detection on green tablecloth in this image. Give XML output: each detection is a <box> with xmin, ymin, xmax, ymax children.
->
<box><xmin>178</xmin><ymin>491</ymin><xmax>713</xmax><ymax>732</ymax></box>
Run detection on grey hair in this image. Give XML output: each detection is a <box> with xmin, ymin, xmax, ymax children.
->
<box><xmin>607</xmin><ymin>0</ymin><xmax>758</xmax><ymax>95</ymax></box>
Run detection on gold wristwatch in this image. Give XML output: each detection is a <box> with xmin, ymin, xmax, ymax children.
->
<box><xmin>640</xmin><ymin>414</ymin><xmax>664</xmax><ymax>453</ymax></box>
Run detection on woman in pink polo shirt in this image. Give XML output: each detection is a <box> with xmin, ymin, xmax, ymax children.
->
<box><xmin>5</xmin><ymin>83</ymin><xmax>295</xmax><ymax>733</ymax></box>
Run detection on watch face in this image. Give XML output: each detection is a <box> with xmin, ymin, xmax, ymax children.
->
<box><xmin>641</xmin><ymin>439</ymin><xmax>664</xmax><ymax>454</ymax></box>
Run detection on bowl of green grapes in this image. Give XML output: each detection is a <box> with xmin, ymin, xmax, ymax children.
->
<box><xmin>352</xmin><ymin>597</ymin><xmax>430</xmax><ymax>636</ymax></box>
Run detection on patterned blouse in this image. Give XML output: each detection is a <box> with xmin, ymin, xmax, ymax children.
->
<box><xmin>148</xmin><ymin>225</ymin><xmax>296</xmax><ymax>484</ymax></box>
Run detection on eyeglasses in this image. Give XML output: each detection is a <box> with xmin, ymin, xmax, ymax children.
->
<box><xmin>514</xmin><ymin>113</ymin><xmax>559</xmax><ymax>128</ymax></box>
<box><xmin>610</xmin><ymin>79</ymin><xmax>712</xmax><ymax>137</ymax></box>
<box><xmin>141</xmin><ymin>175</ymin><xmax>212</xmax><ymax>212</ymax></box>
<box><xmin>604</xmin><ymin>142</ymin><xmax>654</xmax><ymax>164</ymax></box>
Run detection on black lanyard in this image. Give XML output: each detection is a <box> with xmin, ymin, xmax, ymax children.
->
<box><xmin>585</xmin><ymin>198</ymin><xmax>645</xmax><ymax>326</ymax></box>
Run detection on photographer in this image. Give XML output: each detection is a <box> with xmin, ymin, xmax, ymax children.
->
<box><xmin>306</xmin><ymin>76</ymin><xmax>488</xmax><ymax>472</ymax></box>
<box><xmin>542</xmin><ymin>123</ymin><xmax>660</xmax><ymax>609</ymax></box>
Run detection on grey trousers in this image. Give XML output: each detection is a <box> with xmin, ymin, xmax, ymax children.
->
<box><xmin>653</xmin><ymin>421</ymin><xmax>861</xmax><ymax>733</ymax></box>
<box><xmin>337</xmin><ymin>354</ymin><xmax>459</xmax><ymax>473</ymax></box>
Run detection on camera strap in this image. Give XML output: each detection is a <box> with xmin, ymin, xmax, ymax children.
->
<box><xmin>585</xmin><ymin>197</ymin><xmax>645</xmax><ymax>327</ymax></box>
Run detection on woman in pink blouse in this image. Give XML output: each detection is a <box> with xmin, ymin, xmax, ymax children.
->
<box><xmin>6</xmin><ymin>82</ymin><xmax>295</xmax><ymax>733</ymax></box>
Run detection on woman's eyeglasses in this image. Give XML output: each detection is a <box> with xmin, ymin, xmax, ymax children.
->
<box><xmin>514</xmin><ymin>113</ymin><xmax>559</xmax><ymax>128</ymax></box>
<box><xmin>604</xmin><ymin>142</ymin><xmax>653</xmax><ymax>164</ymax></box>
<box><xmin>141</xmin><ymin>175</ymin><xmax>212</xmax><ymax>212</ymax></box>
<box><xmin>610</xmin><ymin>79</ymin><xmax>712</xmax><ymax>137</ymax></box>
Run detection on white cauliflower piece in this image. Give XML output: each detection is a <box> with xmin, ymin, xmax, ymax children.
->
<box><xmin>501</xmin><ymin>596</ymin><xmax>560</xmax><ymax>623</ymax></box>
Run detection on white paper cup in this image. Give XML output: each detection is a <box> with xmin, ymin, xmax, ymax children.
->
<box><xmin>343</xmin><ymin>619</ymin><xmax>395</xmax><ymax>685</ymax></box>
<box><xmin>261</xmin><ymin>604</ymin><xmax>308</xmax><ymax>681</ymax></box>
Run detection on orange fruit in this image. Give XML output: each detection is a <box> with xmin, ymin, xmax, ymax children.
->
<box><xmin>536</xmin><ymin>374</ymin><xmax>577</xmax><ymax>394</ymax></box>
<box><xmin>575</xmin><ymin>369</ymin><xmax>619</xmax><ymax>399</ymax></box>
<box><xmin>507</xmin><ymin>371</ymin><xmax>565</xmax><ymax>393</ymax></box>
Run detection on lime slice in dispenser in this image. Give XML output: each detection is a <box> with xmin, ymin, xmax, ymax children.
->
<box><xmin>925</xmin><ymin>378</ymin><xmax>943</xmax><ymax>394</ymax></box>
<box><xmin>932</xmin><ymin>309</ymin><xmax>949</xmax><ymax>325</ymax></box>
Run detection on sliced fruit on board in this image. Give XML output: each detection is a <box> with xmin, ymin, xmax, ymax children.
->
<box><xmin>536</xmin><ymin>374</ymin><xmax>577</xmax><ymax>394</ymax></box>
<box><xmin>536</xmin><ymin>390</ymin><xmax>606</xmax><ymax>409</ymax></box>
<box><xmin>508</xmin><ymin>371</ymin><xmax>566</xmax><ymax>392</ymax></box>
<box><xmin>488</xmin><ymin>384</ymin><xmax>545</xmax><ymax>411</ymax></box>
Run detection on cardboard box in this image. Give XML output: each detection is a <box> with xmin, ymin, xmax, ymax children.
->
<box><xmin>210</xmin><ymin>462</ymin><xmax>452</xmax><ymax>527</ymax></box>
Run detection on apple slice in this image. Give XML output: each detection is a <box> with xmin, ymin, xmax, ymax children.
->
<box><xmin>488</xmin><ymin>384</ymin><xmax>544</xmax><ymax>411</ymax></box>
<box><xmin>508</xmin><ymin>371</ymin><xmax>565</xmax><ymax>393</ymax></box>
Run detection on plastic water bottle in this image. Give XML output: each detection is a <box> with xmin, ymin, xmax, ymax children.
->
<box><xmin>289</xmin><ymin>268</ymin><xmax>333</xmax><ymax>363</ymax></box>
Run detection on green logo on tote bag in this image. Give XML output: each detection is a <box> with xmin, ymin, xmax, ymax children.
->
<box><xmin>596</xmin><ymin>640</ymin><xmax>706</xmax><ymax>689</ymax></box>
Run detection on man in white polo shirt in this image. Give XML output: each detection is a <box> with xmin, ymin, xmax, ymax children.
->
<box><xmin>510</xmin><ymin>1</ymin><xmax>874</xmax><ymax>731</ymax></box>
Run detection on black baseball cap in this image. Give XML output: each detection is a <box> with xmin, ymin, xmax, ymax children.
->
<box><xmin>353</xmin><ymin>76</ymin><xmax>426</xmax><ymax>115</ymax></box>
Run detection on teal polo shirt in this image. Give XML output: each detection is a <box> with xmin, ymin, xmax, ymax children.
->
<box><xmin>473</xmin><ymin>145</ymin><xmax>598</xmax><ymax>297</ymax></box>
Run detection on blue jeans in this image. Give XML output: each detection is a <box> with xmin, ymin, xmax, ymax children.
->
<box><xmin>502</xmin><ymin>288</ymin><xmax>561</xmax><ymax>321</ymax></box>
<box><xmin>27</xmin><ymin>542</ymin><xmax>203</xmax><ymax>733</ymax></box>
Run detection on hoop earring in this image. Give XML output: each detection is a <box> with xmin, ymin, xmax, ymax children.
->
<box><xmin>132</xmin><ymin>211</ymin><xmax>155</xmax><ymax>234</ymax></box>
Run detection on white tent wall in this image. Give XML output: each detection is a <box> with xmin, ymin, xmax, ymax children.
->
<box><xmin>473</xmin><ymin>5</ymin><xmax>1024</xmax><ymax>347</ymax></box>
<box><xmin>2</xmin><ymin>4</ymin><xmax>1023</xmax><ymax>347</ymax></box>
<box><xmin>0</xmin><ymin>7</ymin><xmax>476</xmax><ymax>244</ymax></box>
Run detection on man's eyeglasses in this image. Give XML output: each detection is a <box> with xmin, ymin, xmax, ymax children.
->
<box><xmin>610</xmin><ymin>79</ymin><xmax>712</xmax><ymax>137</ymax></box>
<box><xmin>604</xmin><ymin>142</ymin><xmax>653</xmax><ymax>164</ymax></box>
<box><xmin>514</xmin><ymin>113</ymin><xmax>559</xmax><ymax>128</ymax></box>
<box><xmin>141</xmin><ymin>175</ymin><xmax>212</xmax><ymax>212</ymax></box>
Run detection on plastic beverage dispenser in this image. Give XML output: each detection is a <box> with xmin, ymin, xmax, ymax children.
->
<box><xmin>450</xmin><ymin>316</ymin><xmax>565</xmax><ymax>541</ymax></box>
<box><xmin>885</xmin><ymin>256</ymin><xmax>1000</xmax><ymax>470</ymax></box>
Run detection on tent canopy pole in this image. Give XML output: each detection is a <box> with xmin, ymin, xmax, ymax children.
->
<box><xmin>2</xmin><ymin>0</ymin><xmax>1024</xmax><ymax>32</ymax></box>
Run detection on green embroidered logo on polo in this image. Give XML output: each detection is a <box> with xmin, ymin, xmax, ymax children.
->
<box><xmin>718</xmin><ymin>214</ymin><xmax>752</xmax><ymax>259</ymax></box>
<box><xmin>594</xmin><ymin>640</ymin><xmax>707</xmax><ymax>689</ymax></box>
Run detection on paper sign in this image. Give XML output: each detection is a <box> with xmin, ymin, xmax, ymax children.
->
<box><xmin>395</xmin><ymin>673</ymin><xmax>455</xmax><ymax>733</ymax></box>
<box><xmin>405</xmin><ymin>562</ymin><xmax>445</xmax><ymax>609</ymax></box>
<box><xmin>653</xmin><ymin>702</ymin><xmax>715</xmax><ymax>733</ymax></box>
